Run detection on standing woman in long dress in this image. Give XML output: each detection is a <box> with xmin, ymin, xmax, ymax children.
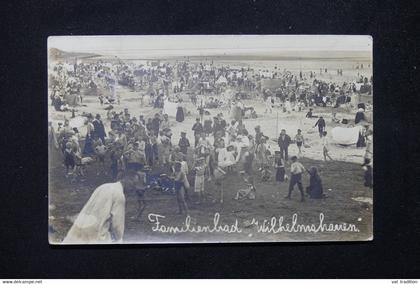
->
<box><xmin>175</xmin><ymin>103</ymin><xmax>185</xmax><ymax>122</ymax></box>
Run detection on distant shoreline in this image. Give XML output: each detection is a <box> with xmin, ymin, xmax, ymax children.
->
<box><xmin>96</xmin><ymin>56</ymin><xmax>371</xmax><ymax>62</ymax></box>
<box><xmin>49</xmin><ymin>48</ymin><xmax>371</xmax><ymax>62</ymax></box>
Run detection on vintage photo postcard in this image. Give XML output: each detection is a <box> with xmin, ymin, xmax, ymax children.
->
<box><xmin>48</xmin><ymin>35</ymin><xmax>373</xmax><ymax>244</ymax></box>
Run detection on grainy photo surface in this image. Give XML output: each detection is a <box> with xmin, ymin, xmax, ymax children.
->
<box><xmin>48</xmin><ymin>35</ymin><xmax>373</xmax><ymax>244</ymax></box>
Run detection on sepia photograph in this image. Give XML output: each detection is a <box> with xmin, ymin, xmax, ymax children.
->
<box><xmin>48</xmin><ymin>35</ymin><xmax>373</xmax><ymax>244</ymax></box>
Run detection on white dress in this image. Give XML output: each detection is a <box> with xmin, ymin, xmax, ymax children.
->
<box><xmin>62</xmin><ymin>182</ymin><xmax>126</xmax><ymax>244</ymax></box>
<box><xmin>217</xmin><ymin>148</ymin><xmax>236</xmax><ymax>168</ymax></box>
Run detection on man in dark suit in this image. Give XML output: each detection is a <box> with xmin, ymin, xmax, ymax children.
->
<box><xmin>93</xmin><ymin>114</ymin><xmax>107</xmax><ymax>143</ymax></box>
<box><xmin>151</xmin><ymin>113</ymin><xmax>161</xmax><ymax>137</ymax></box>
<box><xmin>212</xmin><ymin>117</ymin><xmax>223</xmax><ymax>136</ymax></box>
<box><xmin>314</xmin><ymin>116</ymin><xmax>326</xmax><ymax>138</ymax></box>
<box><xmin>192</xmin><ymin>118</ymin><xmax>203</xmax><ymax>147</ymax></box>
<box><xmin>277</xmin><ymin>129</ymin><xmax>291</xmax><ymax>161</ymax></box>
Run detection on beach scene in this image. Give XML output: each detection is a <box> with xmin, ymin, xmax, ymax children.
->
<box><xmin>48</xmin><ymin>36</ymin><xmax>373</xmax><ymax>244</ymax></box>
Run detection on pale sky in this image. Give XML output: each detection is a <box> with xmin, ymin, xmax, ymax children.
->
<box><xmin>48</xmin><ymin>35</ymin><xmax>372</xmax><ymax>58</ymax></box>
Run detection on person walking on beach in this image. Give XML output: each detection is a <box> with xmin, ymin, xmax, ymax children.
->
<box><xmin>322</xmin><ymin>131</ymin><xmax>333</xmax><ymax>161</ymax></box>
<box><xmin>278</xmin><ymin>129</ymin><xmax>291</xmax><ymax>161</ymax></box>
<box><xmin>93</xmin><ymin>114</ymin><xmax>107</xmax><ymax>144</ymax></box>
<box><xmin>314</xmin><ymin>116</ymin><xmax>326</xmax><ymax>138</ymax></box>
<box><xmin>285</xmin><ymin>156</ymin><xmax>305</xmax><ymax>202</ymax></box>
<box><xmin>294</xmin><ymin>129</ymin><xmax>304</xmax><ymax>156</ymax></box>
<box><xmin>192</xmin><ymin>118</ymin><xmax>203</xmax><ymax>147</ymax></box>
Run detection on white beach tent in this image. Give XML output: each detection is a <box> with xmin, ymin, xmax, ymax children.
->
<box><xmin>331</xmin><ymin>125</ymin><xmax>363</xmax><ymax>145</ymax></box>
<box><xmin>216</xmin><ymin>76</ymin><xmax>228</xmax><ymax>85</ymax></box>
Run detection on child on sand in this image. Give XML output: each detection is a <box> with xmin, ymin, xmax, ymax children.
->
<box><xmin>95</xmin><ymin>139</ymin><xmax>107</xmax><ymax>174</ymax></box>
<box><xmin>178</xmin><ymin>131</ymin><xmax>190</xmax><ymax>156</ymax></box>
<box><xmin>260</xmin><ymin>164</ymin><xmax>272</xmax><ymax>182</ymax></box>
<box><xmin>64</xmin><ymin>142</ymin><xmax>75</xmax><ymax>175</ymax></box>
<box><xmin>234</xmin><ymin>175</ymin><xmax>256</xmax><ymax>200</ymax></box>
<box><xmin>172</xmin><ymin>162</ymin><xmax>189</xmax><ymax>214</ymax></box>
<box><xmin>273</xmin><ymin>151</ymin><xmax>285</xmax><ymax>183</ymax></box>
<box><xmin>73</xmin><ymin>150</ymin><xmax>85</xmax><ymax>177</ymax></box>
<box><xmin>322</xmin><ymin>131</ymin><xmax>333</xmax><ymax>161</ymax></box>
<box><xmin>294</xmin><ymin>129</ymin><xmax>304</xmax><ymax>156</ymax></box>
<box><xmin>193</xmin><ymin>157</ymin><xmax>206</xmax><ymax>204</ymax></box>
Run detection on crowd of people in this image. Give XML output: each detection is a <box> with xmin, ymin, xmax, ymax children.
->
<box><xmin>49</xmin><ymin>57</ymin><xmax>373</xmax><ymax>117</ymax></box>
<box><xmin>49</xmin><ymin>57</ymin><xmax>373</xmax><ymax>243</ymax></box>
<box><xmin>49</xmin><ymin>99</ymin><xmax>373</xmax><ymax>211</ymax></box>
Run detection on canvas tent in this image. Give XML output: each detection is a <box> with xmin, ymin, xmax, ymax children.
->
<box><xmin>163</xmin><ymin>100</ymin><xmax>178</xmax><ymax>117</ymax></box>
<box><xmin>354</xmin><ymin>83</ymin><xmax>372</xmax><ymax>94</ymax></box>
<box><xmin>331</xmin><ymin>125</ymin><xmax>363</xmax><ymax>145</ymax></box>
<box><xmin>261</xmin><ymin>79</ymin><xmax>283</xmax><ymax>91</ymax></box>
<box><xmin>216</xmin><ymin>76</ymin><xmax>228</xmax><ymax>85</ymax></box>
